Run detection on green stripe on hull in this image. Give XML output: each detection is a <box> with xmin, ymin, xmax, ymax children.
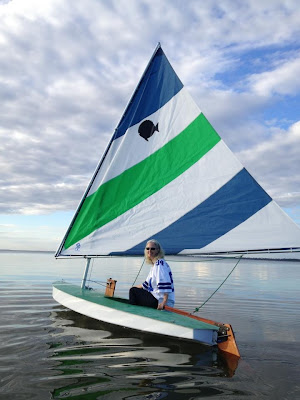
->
<box><xmin>64</xmin><ymin>113</ymin><xmax>220</xmax><ymax>249</ymax></box>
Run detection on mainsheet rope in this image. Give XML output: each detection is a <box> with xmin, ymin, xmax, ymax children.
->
<box><xmin>191</xmin><ymin>255</ymin><xmax>243</xmax><ymax>313</ymax></box>
<box><xmin>131</xmin><ymin>258</ymin><xmax>146</xmax><ymax>287</ymax></box>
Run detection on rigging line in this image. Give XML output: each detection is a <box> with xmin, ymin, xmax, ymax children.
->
<box><xmin>192</xmin><ymin>255</ymin><xmax>243</xmax><ymax>314</ymax></box>
<box><xmin>132</xmin><ymin>258</ymin><xmax>146</xmax><ymax>287</ymax></box>
<box><xmin>87</xmin><ymin>280</ymin><xmax>107</xmax><ymax>288</ymax></box>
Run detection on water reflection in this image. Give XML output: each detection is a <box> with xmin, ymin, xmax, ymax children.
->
<box><xmin>49</xmin><ymin>308</ymin><xmax>240</xmax><ymax>399</ymax></box>
<box><xmin>3</xmin><ymin>253</ymin><xmax>299</xmax><ymax>398</ymax></box>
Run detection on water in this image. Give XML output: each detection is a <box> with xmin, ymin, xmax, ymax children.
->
<box><xmin>0</xmin><ymin>251</ymin><xmax>299</xmax><ymax>399</ymax></box>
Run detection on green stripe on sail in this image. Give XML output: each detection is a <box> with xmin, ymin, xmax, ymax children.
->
<box><xmin>64</xmin><ymin>113</ymin><xmax>221</xmax><ymax>249</ymax></box>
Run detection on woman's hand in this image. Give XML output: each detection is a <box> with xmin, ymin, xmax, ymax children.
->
<box><xmin>157</xmin><ymin>293</ymin><xmax>168</xmax><ymax>309</ymax></box>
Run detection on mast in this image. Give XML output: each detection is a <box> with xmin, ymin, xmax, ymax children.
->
<box><xmin>81</xmin><ymin>257</ymin><xmax>91</xmax><ymax>289</ymax></box>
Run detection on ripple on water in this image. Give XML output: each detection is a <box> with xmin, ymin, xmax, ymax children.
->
<box><xmin>1</xmin><ymin>255</ymin><xmax>299</xmax><ymax>399</ymax></box>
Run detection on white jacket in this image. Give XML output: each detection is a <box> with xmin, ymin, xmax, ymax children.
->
<box><xmin>142</xmin><ymin>259</ymin><xmax>175</xmax><ymax>304</ymax></box>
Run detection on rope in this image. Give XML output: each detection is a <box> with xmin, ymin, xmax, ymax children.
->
<box><xmin>192</xmin><ymin>255</ymin><xmax>243</xmax><ymax>314</ymax></box>
<box><xmin>132</xmin><ymin>258</ymin><xmax>145</xmax><ymax>287</ymax></box>
<box><xmin>87</xmin><ymin>279</ymin><xmax>107</xmax><ymax>288</ymax></box>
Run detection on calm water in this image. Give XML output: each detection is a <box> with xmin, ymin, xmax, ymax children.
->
<box><xmin>0</xmin><ymin>251</ymin><xmax>299</xmax><ymax>399</ymax></box>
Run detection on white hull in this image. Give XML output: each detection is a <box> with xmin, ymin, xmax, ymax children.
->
<box><xmin>53</xmin><ymin>284</ymin><xmax>218</xmax><ymax>346</ymax></box>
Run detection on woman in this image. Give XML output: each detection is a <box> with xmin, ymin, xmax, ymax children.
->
<box><xmin>129</xmin><ymin>239</ymin><xmax>175</xmax><ymax>309</ymax></box>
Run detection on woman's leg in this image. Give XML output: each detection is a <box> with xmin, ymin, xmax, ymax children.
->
<box><xmin>129</xmin><ymin>287</ymin><xmax>158</xmax><ymax>308</ymax></box>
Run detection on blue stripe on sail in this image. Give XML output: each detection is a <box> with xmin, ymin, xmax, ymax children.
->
<box><xmin>113</xmin><ymin>47</ymin><xmax>183</xmax><ymax>140</ymax></box>
<box><xmin>123</xmin><ymin>168</ymin><xmax>272</xmax><ymax>255</ymax></box>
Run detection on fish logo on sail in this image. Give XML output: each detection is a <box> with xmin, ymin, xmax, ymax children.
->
<box><xmin>138</xmin><ymin>120</ymin><xmax>159</xmax><ymax>141</ymax></box>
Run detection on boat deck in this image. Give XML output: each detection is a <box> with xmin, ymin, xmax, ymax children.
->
<box><xmin>53</xmin><ymin>282</ymin><xmax>217</xmax><ymax>331</ymax></box>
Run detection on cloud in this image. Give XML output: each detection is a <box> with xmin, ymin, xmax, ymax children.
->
<box><xmin>237</xmin><ymin>121</ymin><xmax>300</xmax><ymax>207</ymax></box>
<box><xmin>0</xmin><ymin>220</ymin><xmax>62</xmax><ymax>251</ymax></box>
<box><xmin>0</xmin><ymin>0</ymin><xmax>300</xmax><ymax>223</ymax></box>
<box><xmin>248</xmin><ymin>54</ymin><xmax>300</xmax><ymax>97</ymax></box>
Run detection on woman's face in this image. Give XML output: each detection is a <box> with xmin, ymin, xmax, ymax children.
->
<box><xmin>146</xmin><ymin>242</ymin><xmax>158</xmax><ymax>261</ymax></box>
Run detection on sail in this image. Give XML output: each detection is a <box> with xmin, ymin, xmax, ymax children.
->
<box><xmin>56</xmin><ymin>44</ymin><xmax>300</xmax><ymax>257</ymax></box>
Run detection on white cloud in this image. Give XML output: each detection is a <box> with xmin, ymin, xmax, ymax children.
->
<box><xmin>237</xmin><ymin>121</ymin><xmax>300</xmax><ymax>206</ymax></box>
<box><xmin>248</xmin><ymin>55</ymin><xmax>300</xmax><ymax>97</ymax></box>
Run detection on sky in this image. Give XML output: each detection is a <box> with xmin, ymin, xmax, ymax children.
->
<box><xmin>0</xmin><ymin>0</ymin><xmax>299</xmax><ymax>251</ymax></box>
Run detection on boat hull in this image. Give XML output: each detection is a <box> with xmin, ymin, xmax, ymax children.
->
<box><xmin>53</xmin><ymin>282</ymin><xmax>218</xmax><ymax>346</ymax></box>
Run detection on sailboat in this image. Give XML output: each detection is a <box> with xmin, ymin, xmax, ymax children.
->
<box><xmin>53</xmin><ymin>44</ymin><xmax>300</xmax><ymax>359</ymax></box>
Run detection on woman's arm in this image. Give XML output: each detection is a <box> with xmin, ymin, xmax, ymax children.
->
<box><xmin>157</xmin><ymin>293</ymin><xmax>168</xmax><ymax>310</ymax></box>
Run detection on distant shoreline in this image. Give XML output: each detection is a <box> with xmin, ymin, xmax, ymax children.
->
<box><xmin>0</xmin><ymin>249</ymin><xmax>55</xmax><ymax>254</ymax></box>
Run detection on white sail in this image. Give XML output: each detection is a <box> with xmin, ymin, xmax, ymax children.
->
<box><xmin>56</xmin><ymin>45</ymin><xmax>300</xmax><ymax>257</ymax></box>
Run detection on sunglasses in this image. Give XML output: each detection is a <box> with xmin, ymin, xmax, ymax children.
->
<box><xmin>146</xmin><ymin>247</ymin><xmax>156</xmax><ymax>250</ymax></box>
